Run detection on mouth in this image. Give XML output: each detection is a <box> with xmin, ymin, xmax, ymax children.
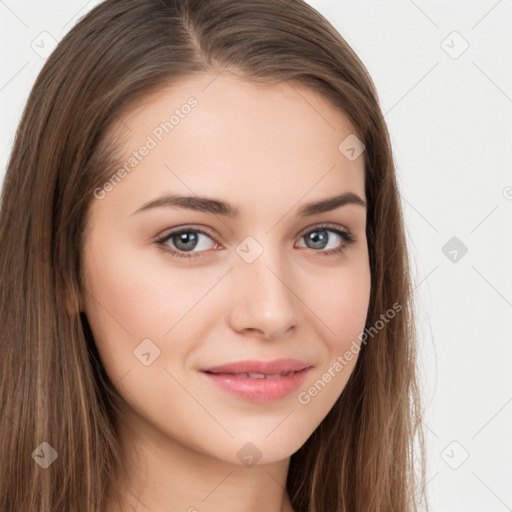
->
<box><xmin>198</xmin><ymin>359</ymin><xmax>312</xmax><ymax>402</ymax></box>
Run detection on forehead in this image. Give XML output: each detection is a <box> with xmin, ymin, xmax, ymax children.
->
<box><xmin>96</xmin><ymin>71</ymin><xmax>366</xmax><ymax>220</ymax></box>
<box><xmin>120</xmin><ymin>70</ymin><xmax>361</xmax><ymax>150</ymax></box>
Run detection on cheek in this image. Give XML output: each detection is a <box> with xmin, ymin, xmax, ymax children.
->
<box><xmin>81</xmin><ymin>234</ymin><xmax>233</xmax><ymax>397</ymax></box>
<box><xmin>308</xmin><ymin>258</ymin><xmax>371</xmax><ymax>348</ymax></box>
<box><xmin>83</xmin><ymin>237</ymin><xmax>208</xmax><ymax>338</ymax></box>
<box><xmin>297</xmin><ymin>258</ymin><xmax>371</xmax><ymax>402</ymax></box>
<box><xmin>292</xmin><ymin>273</ymin><xmax>370</xmax><ymax>441</ymax></box>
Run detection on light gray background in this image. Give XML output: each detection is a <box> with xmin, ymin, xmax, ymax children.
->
<box><xmin>1</xmin><ymin>1</ymin><xmax>511</xmax><ymax>510</ymax></box>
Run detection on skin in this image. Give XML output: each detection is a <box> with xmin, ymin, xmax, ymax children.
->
<box><xmin>81</xmin><ymin>70</ymin><xmax>371</xmax><ymax>512</ymax></box>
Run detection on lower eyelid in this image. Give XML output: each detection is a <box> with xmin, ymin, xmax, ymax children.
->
<box><xmin>156</xmin><ymin>225</ymin><xmax>355</xmax><ymax>257</ymax></box>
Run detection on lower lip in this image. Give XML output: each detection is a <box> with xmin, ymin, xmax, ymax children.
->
<box><xmin>200</xmin><ymin>368</ymin><xmax>311</xmax><ymax>402</ymax></box>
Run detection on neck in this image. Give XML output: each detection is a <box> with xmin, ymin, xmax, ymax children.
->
<box><xmin>105</xmin><ymin>412</ymin><xmax>296</xmax><ymax>512</ymax></box>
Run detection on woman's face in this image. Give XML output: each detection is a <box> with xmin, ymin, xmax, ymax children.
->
<box><xmin>81</xmin><ymin>71</ymin><xmax>371</xmax><ymax>466</ymax></box>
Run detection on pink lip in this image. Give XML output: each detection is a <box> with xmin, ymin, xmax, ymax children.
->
<box><xmin>199</xmin><ymin>358</ymin><xmax>312</xmax><ymax>402</ymax></box>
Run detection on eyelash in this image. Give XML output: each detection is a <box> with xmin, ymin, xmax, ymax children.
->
<box><xmin>154</xmin><ymin>223</ymin><xmax>356</xmax><ymax>261</ymax></box>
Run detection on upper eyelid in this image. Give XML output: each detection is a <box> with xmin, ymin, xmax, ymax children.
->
<box><xmin>298</xmin><ymin>223</ymin><xmax>352</xmax><ymax>237</ymax></box>
<box><xmin>156</xmin><ymin>223</ymin><xmax>354</xmax><ymax>245</ymax></box>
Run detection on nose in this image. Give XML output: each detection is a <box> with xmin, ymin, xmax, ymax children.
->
<box><xmin>228</xmin><ymin>247</ymin><xmax>299</xmax><ymax>341</ymax></box>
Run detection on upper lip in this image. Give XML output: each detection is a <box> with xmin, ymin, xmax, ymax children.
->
<box><xmin>200</xmin><ymin>358</ymin><xmax>312</xmax><ymax>375</ymax></box>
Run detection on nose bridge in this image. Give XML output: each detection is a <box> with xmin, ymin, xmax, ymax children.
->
<box><xmin>229</xmin><ymin>234</ymin><xmax>298</xmax><ymax>338</ymax></box>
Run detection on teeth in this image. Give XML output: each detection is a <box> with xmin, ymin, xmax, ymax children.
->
<box><xmin>220</xmin><ymin>371</ymin><xmax>293</xmax><ymax>379</ymax></box>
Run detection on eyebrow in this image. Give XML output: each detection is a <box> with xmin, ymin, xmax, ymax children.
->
<box><xmin>131</xmin><ymin>191</ymin><xmax>367</xmax><ymax>217</ymax></box>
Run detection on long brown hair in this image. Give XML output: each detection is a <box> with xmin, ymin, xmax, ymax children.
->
<box><xmin>0</xmin><ymin>0</ymin><xmax>427</xmax><ymax>510</ymax></box>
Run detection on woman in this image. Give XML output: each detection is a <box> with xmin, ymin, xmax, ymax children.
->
<box><xmin>0</xmin><ymin>0</ymin><xmax>427</xmax><ymax>510</ymax></box>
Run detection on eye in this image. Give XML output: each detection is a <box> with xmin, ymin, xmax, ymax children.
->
<box><xmin>296</xmin><ymin>224</ymin><xmax>356</xmax><ymax>257</ymax></box>
<box><xmin>154</xmin><ymin>226</ymin><xmax>220</xmax><ymax>260</ymax></box>
<box><xmin>154</xmin><ymin>223</ymin><xmax>356</xmax><ymax>260</ymax></box>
